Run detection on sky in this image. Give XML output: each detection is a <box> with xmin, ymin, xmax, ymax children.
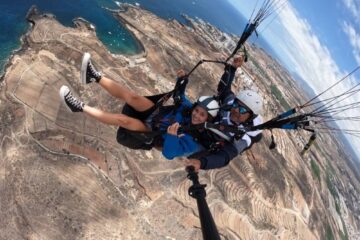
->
<box><xmin>228</xmin><ymin>0</ymin><xmax>360</xmax><ymax>160</ymax></box>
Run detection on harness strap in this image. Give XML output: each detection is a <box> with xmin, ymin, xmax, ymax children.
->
<box><xmin>206</xmin><ymin>125</ymin><xmax>232</xmax><ymax>142</ymax></box>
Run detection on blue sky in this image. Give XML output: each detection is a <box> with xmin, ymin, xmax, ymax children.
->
<box><xmin>228</xmin><ymin>0</ymin><xmax>360</xmax><ymax>71</ymax></box>
<box><xmin>228</xmin><ymin>0</ymin><xmax>360</xmax><ymax>158</ymax></box>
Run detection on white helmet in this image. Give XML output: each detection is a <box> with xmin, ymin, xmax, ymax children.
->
<box><xmin>196</xmin><ymin>96</ymin><xmax>220</xmax><ymax>117</ymax></box>
<box><xmin>235</xmin><ymin>90</ymin><xmax>263</xmax><ymax>115</ymax></box>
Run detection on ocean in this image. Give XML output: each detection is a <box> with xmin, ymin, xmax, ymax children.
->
<box><xmin>0</xmin><ymin>0</ymin><xmax>252</xmax><ymax>76</ymax></box>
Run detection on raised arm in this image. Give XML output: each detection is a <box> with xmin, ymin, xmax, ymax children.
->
<box><xmin>173</xmin><ymin>69</ymin><xmax>189</xmax><ymax>104</ymax></box>
<box><xmin>217</xmin><ymin>56</ymin><xmax>244</xmax><ymax>103</ymax></box>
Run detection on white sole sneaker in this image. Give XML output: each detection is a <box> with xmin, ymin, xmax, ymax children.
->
<box><xmin>59</xmin><ymin>85</ymin><xmax>84</xmax><ymax>112</ymax></box>
<box><xmin>59</xmin><ymin>85</ymin><xmax>70</xmax><ymax>98</ymax></box>
<box><xmin>81</xmin><ymin>52</ymin><xmax>91</xmax><ymax>84</ymax></box>
<box><xmin>59</xmin><ymin>85</ymin><xmax>71</xmax><ymax>111</ymax></box>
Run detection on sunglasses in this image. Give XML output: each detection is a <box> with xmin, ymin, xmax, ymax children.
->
<box><xmin>232</xmin><ymin>102</ymin><xmax>250</xmax><ymax>114</ymax></box>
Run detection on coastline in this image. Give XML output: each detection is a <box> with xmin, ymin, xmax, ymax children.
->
<box><xmin>0</xmin><ymin>39</ymin><xmax>26</xmax><ymax>82</ymax></box>
<box><xmin>111</xmin><ymin>4</ymin><xmax>146</xmax><ymax>58</ymax></box>
<box><xmin>0</xmin><ymin>7</ymin><xmax>35</xmax><ymax>82</ymax></box>
<box><xmin>0</xmin><ymin>4</ymin><xmax>145</xmax><ymax>81</ymax></box>
<box><xmin>0</xmin><ymin>5</ymin><xmax>50</xmax><ymax>82</ymax></box>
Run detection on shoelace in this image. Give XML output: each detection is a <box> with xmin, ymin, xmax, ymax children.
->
<box><xmin>65</xmin><ymin>93</ymin><xmax>82</xmax><ymax>109</ymax></box>
<box><xmin>88</xmin><ymin>62</ymin><xmax>101</xmax><ymax>79</ymax></box>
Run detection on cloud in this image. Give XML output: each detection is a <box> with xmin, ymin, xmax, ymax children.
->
<box><xmin>342</xmin><ymin>0</ymin><xmax>360</xmax><ymax>66</ymax></box>
<box><xmin>343</xmin><ymin>0</ymin><xmax>360</xmax><ymax>23</ymax></box>
<box><xmin>343</xmin><ymin>21</ymin><xmax>360</xmax><ymax>65</ymax></box>
<box><xmin>262</xmin><ymin>3</ymin><xmax>360</xmax><ymax>158</ymax></box>
<box><xmin>271</xmin><ymin>4</ymin><xmax>341</xmax><ymax>94</ymax></box>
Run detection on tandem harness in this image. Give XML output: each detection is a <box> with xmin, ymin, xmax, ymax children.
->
<box><xmin>116</xmin><ymin>76</ymin><xmax>193</xmax><ymax>150</ymax></box>
<box><xmin>116</xmin><ymin>93</ymin><xmax>170</xmax><ymax>150</ymax></box>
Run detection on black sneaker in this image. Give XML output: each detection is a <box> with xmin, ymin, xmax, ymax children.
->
<box><xmin>59</xmin><ymin>86</ymin><xmax>84</xmax><ymax>112</ymax></box>
<box><xmin>81</xmin><ymin>52</ymin><xmax>102</xmax><ymax>84</ymax></box>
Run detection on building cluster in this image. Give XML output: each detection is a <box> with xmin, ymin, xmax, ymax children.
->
<box><xmin>181</xmin><ymin>15</ymin><xmax>237</xmax><ymax>54</ymax></box>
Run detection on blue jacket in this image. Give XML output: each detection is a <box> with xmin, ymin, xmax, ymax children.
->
<box><xmin>162</xmin><ymin>133</ymin><xmax>203</xmax><ymax>160</ymax></box>
<box><xmin>154</xmin><ymin>77</ymin><xmax>203</xmax><ymax>159</ymax></box>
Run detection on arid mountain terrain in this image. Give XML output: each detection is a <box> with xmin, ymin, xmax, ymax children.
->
<box><xmin>1</xmin><ymin>4</ymin><xmax>359</xmax><ymax>240</ymax></box>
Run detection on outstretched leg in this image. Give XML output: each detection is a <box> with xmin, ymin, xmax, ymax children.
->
<box><xmin>81</xmin><ymin>52</ymin><xmax>154</xmax><ymax>112</ymax></box>
<box><xmin>60</xmin><ymin>85</ymin><xmax>149</xmax><ymax>132</ymax></box>
<box><xmin>83</xmin><ymin>105</ymin><xmax>149</xmax><ymax>131</ymax></box>
<box><xmin>98</xmin><ymin>76</ymin><xmax>154</xmax><ymax>112</ymax></box>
